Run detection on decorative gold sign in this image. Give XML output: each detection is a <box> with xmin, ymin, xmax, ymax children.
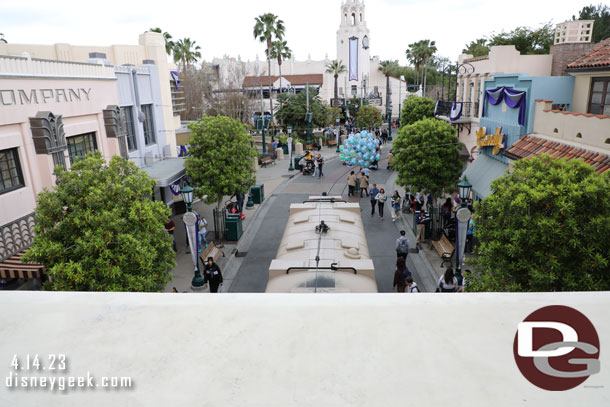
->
<box><xmin>476</xmin><ymin>126</ymin><xmax>505</xmax><ymax>155</ymax></box>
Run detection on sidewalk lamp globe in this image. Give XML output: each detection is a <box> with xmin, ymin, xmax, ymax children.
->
<box><xmin>458</xmin><ymin>179</ymin><xmax>472</xmax><ymax>205</ymax></box>
<box><xmin>181</xmin><ymin>185</ymin><xmax>194</xmax><ymax>212</ymax></box>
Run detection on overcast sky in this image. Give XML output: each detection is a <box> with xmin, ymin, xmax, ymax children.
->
<box><xmin>0</xmin><ymin>0</ymin><xmax>596</xmax><ymax>65</ymax></box>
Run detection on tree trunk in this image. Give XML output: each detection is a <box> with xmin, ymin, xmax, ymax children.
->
<box><xmin>334</xmin><ymin>74</ymin><xmax>339</xmax><ymax>100</ymax></box>
<box><xmin>266</xmin><ymin>41</ymin><xmax>274</xmax><ymax>124</ymax></box>
<box><xmin>278</xmin><ymin>61</ymin><xmax>283</xmax><ymax>126</ymax></box>
<box><xmin>386</xmin><ymin>75</ymin><xmax>390</xmax><ymax>117</ymax></box>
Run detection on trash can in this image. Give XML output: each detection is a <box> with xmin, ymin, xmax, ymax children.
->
<box><xmin>294</xmin><ymin>155</ymin><xmax>304</xmax><ymax>171</ymax></box>
<box><xmin>282</xmin><ymin>144</ymin><xmax>289</xmax><ymax>155</ymax></box>
<box><xmin>225</xmin><ymin>214</ymin><xmax>243</xmax><ymax>241</ymax></box>
<box><xmin>251</xmin><ymin>184</ymin><xmax>265</xmax><ymax>204</ymax></box>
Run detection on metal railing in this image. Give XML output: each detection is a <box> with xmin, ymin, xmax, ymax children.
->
<box><xmin>435</xmin><ymin>101</ymin><xmax>479</xmax><ymax>119</ymax></box>
<box><xmin>0</xmin><ymin>213</ymin><xmax>36</xmax><ymax>262</ymax></box>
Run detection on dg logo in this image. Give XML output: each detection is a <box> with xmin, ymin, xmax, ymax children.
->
<box><xmin>513</xmin><ymin>305</ymin><xmax>600</xmax><ymax>391</ymax></box>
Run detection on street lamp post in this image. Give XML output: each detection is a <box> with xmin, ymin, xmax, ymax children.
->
<box><xmin>181</xmin><ymin>185</ymin><xmax>205</xmax><ymax>288</ymax></box>
<box><xmin>335</xmin><ymin>117</ymin><xmax>340</xmax><ymax>153</ymax></box>
<box><xmin>287</xmin><ymin>126</ymin><xmax>294</xmax><ymax>171</ymax></box>
<box><xmin>399</xmin><ymin>75</ymin><xmax>404</xmax><ymax>125</ymax></box>
<box><xmin>454</xmin><ymin>179</ymin><xmax>472</xmax><ymax>287</ymax></box>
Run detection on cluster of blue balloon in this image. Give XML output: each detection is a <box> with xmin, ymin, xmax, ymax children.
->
<box><xmin>338</xmin><ymin>131</ymin><xmax>381</xmax><ymax>168</ymax></box>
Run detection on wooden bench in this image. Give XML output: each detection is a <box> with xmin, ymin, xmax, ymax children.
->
<box><xmin>327</xmin><ymin>140</ymin><xmax>337</xmax><ymax>147</ymax></box>
<box><xmin>260</xmin><ymin>156</ymin><xmax>275</xmax><ymax>167</ymax></box>
<box><xmin>200</xmin><ymin>241</ymin><xmax>224</xmax><ymax>264</ymax></box>
<box><xmin>431</xmin><ymin>234</ymin><xmax>455</xmax><ymax>268</ymax></box>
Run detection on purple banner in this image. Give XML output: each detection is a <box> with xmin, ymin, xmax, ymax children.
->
<box><xmin>483</xmin><ymin>86</ymin><xmax>527</xmax><ymax>126</ymax></box>
<box><xmin>349</xmin><ymin>37</ymin><xmax>358</xmax><ymax>81</ymax></box>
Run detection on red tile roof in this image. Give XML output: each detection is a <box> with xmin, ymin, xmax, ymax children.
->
<box><xmin>504</xmin><ymin>134</ymin><xmax>610</xmax><ymax>174</ymax></box>
<box><xmin>242</xmin><ymin>74</ymin><xmax>323</xmax><ymax>88</ymax></box>
<box><xmin>567</xmin><ymin>38</ymin><xmax>610</xmax><ymax>70</ymax></box>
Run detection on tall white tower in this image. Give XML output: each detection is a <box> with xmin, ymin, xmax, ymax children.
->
<box><xmin>336</xmin><ymin>0</ymin><xmax>370</xmax><ymax>97</ymax></box>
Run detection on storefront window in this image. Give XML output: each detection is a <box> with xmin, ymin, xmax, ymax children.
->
<box><xmin>142</xmin><ymin>104</ymin><xmax>156</xmax><ymax>146</ymax></box>
<box><xmin>0</xmin><ymin>148</ymin><xmax>25</xmax><ymax>195</ymax></box>
<box><xmin>589</xmin><ymin>77</ymin><xmax>610</xmax><ymax>115</ymax></box>
<box><xmin>67</xmin><ymin>132</ymin><xmax>98</xmax><ymax>164</ymax></box>
<box><xmin>121</xmin><ymin>106</ymin><xmax>137</xmax><ymax>151</ymax></box>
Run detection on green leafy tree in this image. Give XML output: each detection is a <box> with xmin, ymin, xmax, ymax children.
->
<box><xmin>400</xmin><ymin>96</ymin><xmax>435</xmax><ymax>127</ymax></box>
<box><xmin>253</xmin><ymin>13</ymin><xmax>286</xmax><ymax>124</ymax></box>
<box><xmin>173</xmin><ymin>38</ymin><xmax>202</xmax><ymax>71</ymax></box>
<box><xmin>185</xmin><ymin>116</ymin><xmax>257</xmax><ymax>239</ymax></box>
<box><xmin>574</xmin><ymin>4</ymin><xmax>610</xmax><ymax>43</ymax></box>
<box><xmin>275</xmin><ymin>86</ymin><xmax>330</xmax><ymax>137</ymax></box>
<box><xmin>378</xmin><ymin>60</ymin><xmax>400</xmax><ymax>117</ymax></box>
<box><xmin>325</xmin><ymin>59</ymin><xmax>347</xmax><ymax>101</ymax></box>
<box><xmin>462</xmin><ymin>38</ymin><xmax>490</xmax><ymax>57</ymax></box>
<box><xmin>469</xmin><ymin>155</ymin><xmax>610</xmax><ymax>292</ymax></box>
<box><xmin>356</xmin><ymin>105</ymin><xmax>382</xmax><ymax>129</ymax></box>
<box><xmin>488</xmin><ymin>22</ymin><xmax>554</xmax><ymax>55</ymax></box>
<box><xmin>149</xmin><ymin>27</ymin><xmax>174</xmax><ymax>55</ymax></box>
<box><xmin>22</xmin><ymin>153</ymin><xmax>174</xmax><ymax>291</ymax></box>
<box><xmin>392</xmin><ymin>118</ymin><xmax>461</xmax><ymax>197</ymax></box>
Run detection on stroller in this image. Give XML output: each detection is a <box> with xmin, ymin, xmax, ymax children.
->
<box><xmin>225</xmin><ymin>199</ymin><xmax>245</xmax><ymax>220</ymax></box>
<box><xmin>402</xmin><ymin>192</ymin><xmax>415</xmax><ymax>213</ymax></box>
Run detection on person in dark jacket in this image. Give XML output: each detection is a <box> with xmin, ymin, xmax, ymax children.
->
<box><xmin>393</xmin><ymin>257</ymin><xmax>411</xmax><ymax>293</ymax></box>
<box><xmin>203</xmin><ymin>257</ymin><xmax>223</xmax><ymax>293</ymax></box>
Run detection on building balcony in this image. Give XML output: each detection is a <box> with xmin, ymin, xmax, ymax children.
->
<box><xmin>435</xmin><ymin>100</ymin><xmax>480</xmax><ymax>122</ymax></box>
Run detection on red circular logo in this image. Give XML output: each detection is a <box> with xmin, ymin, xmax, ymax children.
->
<box><xmin>513</xmin><ymin>305</ymin><xmax>600</xmax><ymax>391</ymax></box>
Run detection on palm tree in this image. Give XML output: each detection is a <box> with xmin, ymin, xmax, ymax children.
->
<box><xmin>419</xmin><ymin>40</ymin><xmax>437</xmax><ymax>95</ymax></box>
<box><xmin>325</xmin><ymin>60</ymin><xmax>346</xmax><ymax>102</ymax></box>
<box><xmin>149</xmin><ymin>28</ymin><xmax>174</xmax><ymax>56</ymax></box>
<box><xmin>173</xmin><ymin>38</ymin><xmax>201</xmax><ymax>72</ymax></box>
<box><xmin>268</xmin><ymin>40</ymin><xmax>292</xmax><ymax>94</ymax></box>
<box><xmin>253</xmin><ymin>13</ymin><xmax>285</xmax><ymax>122</ymax></box>
<box><xmin>378</xmin><ymin>60</ymin><xmax>400</xmax><ymax>118</ymax></box>
<box><xmin>406</xmin><ymin>42</ymin><xmax>425</xmax><ymax>86</ymax></box>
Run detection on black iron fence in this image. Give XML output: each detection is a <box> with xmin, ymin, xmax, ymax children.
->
<box><xmin>435</xmin><ymin>101</ymin><xmax>479</xmax><ymax>119</ymax></box>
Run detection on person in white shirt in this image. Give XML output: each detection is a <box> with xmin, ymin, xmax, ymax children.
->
<box><xmin>375</xmin><ymin>188</ymin><xmax>387</xmax><ymax>219</ymax></box>
<box><xmin>405</xmin><ymin>276</ymin><xmax>420</xmax><ymax>293</ymax></box>
<box><xmin>437</xmin><ymin>268</ymin><xmax>459</xmax><ymax>292</ymax></box>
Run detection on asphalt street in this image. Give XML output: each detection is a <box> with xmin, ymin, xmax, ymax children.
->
<box><xmin>229</xmin><ymin>151</ymin><xmax>433</xmax><ymax>292</ymax></box>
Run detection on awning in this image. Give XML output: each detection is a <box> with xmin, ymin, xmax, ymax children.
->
<box><xmin>462</xmin><ymin>154</ymin><xmax>508</xmax><ymax>199</ymax></box>
<box><xmin>458</xmin><ymin>143</ymin><xmax>470</xmax><ymax>160</ymax></box>
<box><xmin>142</xmin><ymin>158</ymin><xmax>186</xmax><ymax>187</ymax></box>
<box><xmin>0</xmin><ymin>250</ymin><xmax>45</xmax><ymax>279</ymax></box>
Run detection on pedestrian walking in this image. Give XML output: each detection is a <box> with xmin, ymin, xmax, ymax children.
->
<box><xmin>313</xmin><ymin>155</ymin><xmax>319</xmax><ymax>177</ymax></box>
<box><xmin>375</xmin><ymin>188</ymin><xmax>387</xmax><ymax>219</ymax></box>
<box><xmin>466</xmin><ymin>215</ymin><xmax>475</xmax><ymax>253</ymax></box>
<box><xmin>393</xmin><ymin>257</ymin><xmax>411</xmax><ymax>293</ymax></box>
<box><xmin>405</xmin><ymin>276</ymin><xmax>420</xmax><ymax>293</ymax></box>
<box><xmin>317</xmin><ymin>154</ymin><xmax>324</xmax><ymax>178</ymax></box>
<box><xmin>359</xmin><ymin>172</ymin><xmax>369</xmax><ymax>198</ymax></box>
<box><xmin>347</xmin><ymin>171</ymin><xmax>357</xmax><ymax>196</ymax></box>
<box><xmin>197</xmin><ymin>215</ymin><xmax>208</xmax><ymax>253</ymax></box>
<box><xmin>437</xmin><ymin>268</ymin><xmax>459</xmax><ymax>293</ymax></box>
<box><xmin>395</xmin><ymin>230</ymin><xmax>409</xmax><ymax>259</ymax></box>
<box><xmin>387</xmin><ymin>150</ymin><xmax>393</xmax><ymax>170</ymax></box>
<box><xmin>164</xmin><ymin>217</ymin><xmax>176</xmax><ymax>252</ymax></box>
<box><xmin>391</xmin><ymin>190</ymin><xmax>401</xmax><ymax>222</ymax></box>
<box><xmin>415</xmin><ymin>211</ymin><xmax>426</xmax><ymax>245</ymax></box>
<box><xmin>369</xmin><ymin>183</ymin><xmax>379</xmax><ymax>216</ymax></box>
<box><xmin>203</xmin><ymin>256</ymin><xmax>223</xmax><ymax>293</ymax></box>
